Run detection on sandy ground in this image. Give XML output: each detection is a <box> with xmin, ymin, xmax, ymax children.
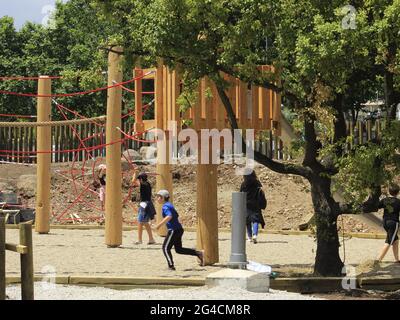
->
<box><xmin>4</xmin><ymin>229</ymin><xmax>398</xmax><ymax>279</ymax></box>
<box><xmin>6</xmin><ymin>284</ymin><xmax>322</xmax><ymax>300</ymax></box>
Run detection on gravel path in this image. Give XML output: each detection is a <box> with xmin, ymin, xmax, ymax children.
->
<box><xmin>6</xmin><ymin>284</ymin><xmax>322</xmax><ymax>300</ymax></box>
<box><xmin>4</xmin><ymin>229</ymin><xmax>390</xmax><ymax>279</ymax></box>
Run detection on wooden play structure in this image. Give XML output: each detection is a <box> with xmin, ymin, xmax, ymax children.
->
<box><xmin>0</xmin><ymin>217</ymin><xmax>34</xmax><ymax>300</ymax></box>
<box><xmin>122</xmin><ymin>56</ymin><xmax>284</xmax><ymax>264</ymax></box>
<box><xmin>0</xmin><ymin>48</ymin><xmax>284</xmax><ymax>266</ymax></box>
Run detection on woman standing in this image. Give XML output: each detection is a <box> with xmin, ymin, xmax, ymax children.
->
<box><xmin>240</xmin><ymin>169</ymin><xmax>266</xmax><ymax>244</ymax></box>
<box><xmin>132</xmin><ymin>169</ymin><xmax>156</xmax><ymax>245</ymax></box>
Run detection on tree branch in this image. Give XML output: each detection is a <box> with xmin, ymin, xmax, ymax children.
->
<box><xmin>213</xmin><ymin>74</ymin><xmax>312</xmax><ymax>179</ymax></box>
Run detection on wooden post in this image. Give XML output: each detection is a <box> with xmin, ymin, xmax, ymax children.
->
<box><xmin>155</xmin><ymin>131</ymin><xmax>172</xmax><ymax>237</ymax></box>
<box><xmin>19</xmin><ymin>222</ymin><xmax>34</xmax><ymax>300</ymax></box>
<box><xmin>154</xmin><ymin>62</ymin><xmax>169</xmax><ymax>237</ymax></box>
<box><xmin>0</xmin><ymin>217</ymin><xmax>5</xmax><ymax>300</ymax></box>
<box><xmin>196</xmin><ymin>135</ymin><xmax>219</xmax><ymax>265</ymax></box>
<box><xmin>105</xmin><ymin>47</ymin><xmax>123</xmax><ymax>248</ymax></box>
<box><xmin>35</xmin><ymin>76</ymin><xmax>52</xmax><ymax>234</ymax></box>
<box><xmin>134</xmin><ymin>68</ymin><xmax>145</xmax><ymax>133</ymax></box>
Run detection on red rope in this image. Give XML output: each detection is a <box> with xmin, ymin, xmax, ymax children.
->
<box><xmin>0</xmin><ymin>72</ymin><xmax>152</xmax><ymax>98</ymax></box>
<box><xmin>117</xmin><ymin>127</ymin><xmax>157</xmax><ymax>143</ymax></box>
<box><xmin>121</xmin><ymin>100</ymin><xmax>153</xmax><ymax>119</ymax></box>
<box><xmin>54</xmin><ymin>101</ymin><xmax>105</xmax><ymax>127</ymax></box>
<box><xmin>0</xmin><ymin>137</ymin><xmax>127</xmax><ymax>155</ymax></box>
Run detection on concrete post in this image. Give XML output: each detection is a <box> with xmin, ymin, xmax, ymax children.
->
<box><xmin>228</xmin><ymin>192</ymin><xmax>247</xmax><ymax>269</ymax></box>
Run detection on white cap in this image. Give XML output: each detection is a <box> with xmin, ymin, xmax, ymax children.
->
<box><xmin>98</xmin><ymin>164</ymin><xmax>106</xmax><ymax>170</ymax></box>
<box><xmin>156</xmin><ymin>190</ymin><xmax>170</xmax><ymax>198</ymax></box>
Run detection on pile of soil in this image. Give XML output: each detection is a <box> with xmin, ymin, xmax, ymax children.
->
<box><xmin>0</xmin><ymin>161</ymin><xmax>382</xmax><ymax>232</ymax></box>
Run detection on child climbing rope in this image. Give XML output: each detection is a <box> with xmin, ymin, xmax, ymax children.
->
<box><xmin>376</xmin><ymin>183</ymin><xmax>400</xmax><ymax>263</ymax></box>
<box><xmin>131</xmin><ymin>169</ymin><xmax>156</xmax><ymax>245</ymax></box>
<box><xmin>239</xmin><ymin>169</ymin><xmax>266</xmax><ymax>244</ymax></box>
<box><xmin>152</xmin><ymin>189</ymin><xmax>204</xmax><ymax>270</ymax></box>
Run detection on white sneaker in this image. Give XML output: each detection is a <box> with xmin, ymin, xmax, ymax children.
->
<box><xmin>247</xmin><ymin>238</ymin><xmax>252</xmax><ymax>243</ymax></box>
<box><xmin>252</xmin><ymin>236</ymin><xmax>257</xmax><ymax>244</ymax></box>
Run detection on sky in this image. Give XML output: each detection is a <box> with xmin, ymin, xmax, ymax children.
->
<box><xmin>0</xmin><ymin>0</ymin><xmax>68</xmax><ymax>29</ymax></box>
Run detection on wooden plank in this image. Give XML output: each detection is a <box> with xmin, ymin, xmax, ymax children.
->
<box><xmin>203</xmin><ymin>77</ymin><xmax>214</xmax><ymax>129</ymax></box>
<box><xmin>141</xmin><ymin>67</ymin><xmax>157</xmax><ymax>79</ymax></box>
<box><xmin>213</xmin><ymin>82</ymin><xmax>225</xmax><ymax>130</ymax></box>
<box><xmin>251</xmin><ymin>85</ymin><xmax>259</xmax><ymax>130</ymax></box>
<box><xmin>171</xmin><ymin>69</ymin><xmax>181</xmax><ymax>131</ymax></box>
<box><xmin>5</xmin><ymin>243</ymin><xmax>28</xmax><ymax>255</ymax></box>
<box><xmin>192</xmin><ymin>81</ymin><xmax>202</xmax><ymax>130</ymax></box>
<box><xmin>155</xmin><ymin>60</ymin><xmax>164</xmax><ymax>131</ymax></box>
<box><xmin>0</xmin><ymin>217</ymin><xmax>5</xmax><ymax>300</ymax></box>
<box><xmin>358</xmin><ymin>121</ymin><xmax>363</xmax><ymax>145</ymax></box>
<box><xmin>19</xmin><ymin>223</ymin><xmax>34</xmax><ymax>300</ymax></box>
<box><xmin>134</xmin><ymin>68</ymin><xmax>144</xmax><ymax>133</ymax></box>
<box><xmin>273</xmin><ymin>70</ymin><xmax>282</xmax><ymax>136</ymax></box>
<box><xmin>238</xmin><ymin>80</ymin><xmax>247</xmax><ymax>129</ymax></box>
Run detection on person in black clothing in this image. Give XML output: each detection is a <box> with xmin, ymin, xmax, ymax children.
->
<box><xmin>95</xmin><ymin>164</ymin><xmax>106</xmax><ymax>211</ymax></box>
<box><xmin>132</xmin><ymin>169</ymin><xmax>156</xmax><ymax>245</ymax></box>
<box><xmin>240</xmin><ymin>169</ymin><xmax>265</xmax><ymax>244</ymax></box>
<box><xmin>377</xmin><ymin>183</ymin><xmax>400</xmax><ymax>263</ymax></box>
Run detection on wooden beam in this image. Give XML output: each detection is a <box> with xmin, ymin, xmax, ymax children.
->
<box><xmin>196</xmin><ymin>136</ymin><xmax>219</xmax><ymax>265</ymax></box>
<box><xmin>19</xmin><ymin>223</ymin><xmax>34</xmax><ymax>300</ymax></box>
<box><xmin>155</xmin><ymin>60</ymin><xmax>164</xmax><ymax>131</ymax></box>
<box><xmin>238</xmin><ymin>81</ymin><xmax>247</xmax><ymax>129</ymax></box>
<box><xmin>142</xmin><ymin>68</ymin><xmax>157</xmax><ymax>79</ymax></box>
<box><xmin>5</xmin><ymin>243</ymin><xmax>28</xmax><ymax>254</ymax></box>
<box><xmin>35</xmin><ymin>76</ymin><xmax>52</xmax><ymax>234</ymax></box>
<box><xmin>0</xmin><ymin>217</ymin><xmax>5</xmax><ymax>300</ymax></box>
<box><xmin>251</xmin><ymin>85</ymin><xmax>259</xmax><ymax>130</ymax></box>
<box><xmin>105</xmin><ymin>46</ymin><xmax>123</xmax><ymax>248</ymax></box>
<box><xmin>134</xmin><ymin>68</ymin><xmax>145</xmax><ymax>133</ymax></box>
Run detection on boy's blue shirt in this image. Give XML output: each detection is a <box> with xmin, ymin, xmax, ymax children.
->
<box><xmin>162</xmin><ymin>202</ymin><xmax>183</xmax><ymax>230</ymax></box>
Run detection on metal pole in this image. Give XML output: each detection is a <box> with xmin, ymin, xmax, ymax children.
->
<box><xmin>228</xmin><ymin>192</ymin><xmax>247</xmax><ymax>269</ymax></box>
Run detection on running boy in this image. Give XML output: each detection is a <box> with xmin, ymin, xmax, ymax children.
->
<box><xmin>377</xmin><ymin>183</ymin><xmax>400</xmax><ymax>263</ymax></box>
<box><xmin>152</xmin><ymin>190</ymin><xmax>204</xmax><ymax>270</ymax></box>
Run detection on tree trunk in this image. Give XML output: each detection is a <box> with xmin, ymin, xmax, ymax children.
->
<box><xmin>310</xmin><ymin>175</ymin><xmax>344</xmax><ymax>276</ymax></box>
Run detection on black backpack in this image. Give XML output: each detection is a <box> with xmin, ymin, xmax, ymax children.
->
<box><xmin>256</xmin><ymin>187</ymin><xmax>267</xmax><ymax>210</ymax></box>
<box><xmin>145</xmin><ymin>201</ymin><xmax>156</xmax><ymax>220</ymax></box>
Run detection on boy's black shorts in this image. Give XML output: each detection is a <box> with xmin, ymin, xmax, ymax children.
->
<box><xmin>383</xmin><ymin>219</ymin><xmax>399</xmax><ymax>245</ymax></box>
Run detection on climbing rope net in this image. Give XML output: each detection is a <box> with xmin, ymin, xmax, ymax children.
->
<box><xmin>0</xmin><ymin>73</ymin><xmax>158</xmax><ymax>225</ymax></box>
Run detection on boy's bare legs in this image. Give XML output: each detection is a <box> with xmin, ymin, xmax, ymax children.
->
<box><xmin>392</xmin><ymin>240</ymin><xmax>399</xmax><ymax>261</ymax></box>
<box><xmin>377</xmin><ymin>244</ymin><xmax>390</xmax><ymax>262</ymax></box>
<box><xmin>144</xmin><ymin>222</ymin><xmax>155</xmax><ymax>243</ymax></box>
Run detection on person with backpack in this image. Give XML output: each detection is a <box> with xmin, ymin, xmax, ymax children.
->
<box><xmin>377</xmin><ymin>183</ymin><xmax>400</xmax><ymax>263</ymax></box>
<box><xmin>152</xmin><ymin>189</ymin><xmax>204</xmax><ymax>270</ymax></box>
<box><xmin>240</xmin><ymin>169</ymin><xmax>266</xmax><ymax>244</ymax></box>
<box><xmin>132</xmin><ymin>170</ymin><xmax>156</xmax><ymax>245</ymax></box>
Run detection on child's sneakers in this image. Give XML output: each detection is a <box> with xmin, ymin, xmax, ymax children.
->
<box><xmin>252</xmin><ymin>236</ymin><xmax>258</xmax><ymax>244</ymax></box>
<box><xmin>135</xmin><ymin>241</ymin><xmax>142</xmax><ymax>245</ymax></box>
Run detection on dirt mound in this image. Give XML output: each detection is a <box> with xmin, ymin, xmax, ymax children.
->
<box><xmin>0</xmin><ymin>161</ymin><xmax>383</xmax><ymax>232</ymax></box>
